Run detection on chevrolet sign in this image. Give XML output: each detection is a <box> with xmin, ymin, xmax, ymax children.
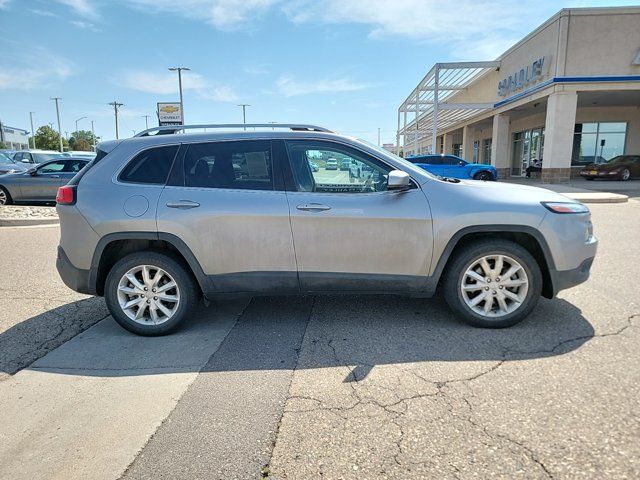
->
<box><xmin>157</xmin><ymin>102</ymin><xmax>183</xmax><ymax>126</ymax></box>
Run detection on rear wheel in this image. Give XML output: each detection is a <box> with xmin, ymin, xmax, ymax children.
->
<box><xmin>105</xmin><ymin>251</ymin><xmax>199</xmax><ymax>336</ymax></box>
<box><xmin>442</xmin><ymin>239</ymin><xmax>542</xmax><ymax>328</ymax></box>
<box><xmin>473</xmin><ymin>171</ymin><xmax>493</xmax><ymax>181</ymax></box>
<box><xmin>0</xmin><ymin>186</ymin><xmax>12</xmax><ymax>205</ymax></box>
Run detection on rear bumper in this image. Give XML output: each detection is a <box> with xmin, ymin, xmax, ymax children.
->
<box><xmin>56</xmin><ymin>246</ymin><xmax>94</xmax><ymax>295</ymax></box>
<box><xmin>549</xmin><ymin>256</ymin><xmax>595</xmax><ymax>296</ymax></box>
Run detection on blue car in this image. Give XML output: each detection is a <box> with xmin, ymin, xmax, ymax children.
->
<box><xmin>406</xmin><ymin>154</ymin><xmax>497</xmax><ymax>181</ymax></box>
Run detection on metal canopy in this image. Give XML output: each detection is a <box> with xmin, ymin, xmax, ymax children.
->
<box><xmin>397</xmin><ymin>61</ymin><xmax>500</xmax><ymax>154</ymax></box>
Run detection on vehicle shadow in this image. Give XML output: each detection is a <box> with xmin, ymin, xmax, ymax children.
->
<box><xmin>2</xmin><ymin>294</ymin><xmax>596</xmax><ymax>379</ymax></box>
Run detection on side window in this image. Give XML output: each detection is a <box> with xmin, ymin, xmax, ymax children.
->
<box><xmin>285</xmin><ymin>141</ymin><xmax>392</xmax><ymax>193</ymax></box>
<box><xmin>183</xmin><ymin>140</ymin><xmax>273</xmax><ymax>191</ymax></box>
<box><xmin>425</xmin><ymin>156</ymin><xmax>441</xmax><ymax>165</ymax></box>
<box><xmin>445</xmin><ymin>156</ymin><xmax>460</xmax><ymax>165</ymax></box>
<box><xmin>119</xmin><ymin>145</ymin><xmax>178</xmax><ymax>185</ymax></box>
<box><xmin>39</xmin><ymin>161</ymin><xmax>67</xmax><ymax>173</ymax></box>
<box><xmin>64</xmin><ymin>160</ymin><xmax>88</xmax><ymax>173</ymax></box>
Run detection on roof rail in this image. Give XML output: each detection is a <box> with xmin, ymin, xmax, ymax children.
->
<box><xmin>134</xmin><ymin>123</ymin><xmax>333</xmax><ymax>137</ymax></box>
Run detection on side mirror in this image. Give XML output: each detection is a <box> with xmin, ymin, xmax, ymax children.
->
<box><xmin>21</xmin><ymin>158</ymin><xmax>31</xmax><ymax>163</ymax></box>
<box><xmin>388</xmin><ymin>170</ymin><xmax>411</xmax><ymax>190</ymax></box>
<box><xmin>27</xmin><ymin>167</ymin><xmax>38</xmax><ymax>175</ymax></box>
<box><xmin>458</xmin><ymin>161</ymin><xmax>465</xmax><ymax>166</ymax></box>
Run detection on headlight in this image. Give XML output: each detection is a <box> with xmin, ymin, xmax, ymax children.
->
<box><xmin>541</xmin><ymin>202</ymin><xmax>589</xmax><ymax>214</ymax></box>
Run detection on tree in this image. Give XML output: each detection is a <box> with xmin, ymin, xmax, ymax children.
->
<box><xmin>69</xmin><ymin>130</ymin><xmax>98</xmax><ymax>150</ymax></box>
<box><xmin>33</xmin><ymin>125</ymin><xmax>64</xmax><ymax>151</ymax></box>
<box><xmin>73</xmin><ymin>138</ymin><xmax>92</xmax><ymax>151</ymax></box>
<box><xmin>0</xmin><ymin>141</ymin><xmax>6</xmax><ymax>149</ymax></box>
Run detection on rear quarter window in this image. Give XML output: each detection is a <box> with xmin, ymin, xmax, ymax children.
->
<box><xmin>119</xmin><ymin>145</ymin><xmax>178</xmax><ymax>185</ymax></box>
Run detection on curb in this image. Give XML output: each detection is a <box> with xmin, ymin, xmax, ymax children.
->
<box><xmin>0</xmin><ymin>218</ymin><xmax>60</xmax><ymax>227</ymax></box>
<box><xmin>558</xmin><ymin>193</ymin><xmax>629</xmax><ymax>204</ymax></box>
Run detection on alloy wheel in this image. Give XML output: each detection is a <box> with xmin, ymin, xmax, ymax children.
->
<box><xmin>460</xmin><ymin>254</ymin><xmax>529</xmax><ymax>318</ymax></box>
<box><xmin>0</xmin><ymin>189</ymin><xmax>6</xmax><ymax>205</ymax></box>
<box><xmin>621</xmin><ymin>169</ymin><xmax>630</xmax><ymax>181</ymax></box>
<box><xmin>117</xmin><ymin>265</ymin><xmax>181</xmax><ymax>325</ymax></box>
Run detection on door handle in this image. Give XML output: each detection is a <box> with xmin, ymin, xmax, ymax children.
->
<box><xmin>296</xmin><ymin>203</ymin><xmax>331</xmax><ymax>212</ymax></box>
<box><xmin>166</xmin><ymin>200</ymin><xmax>200</xmax><ymax>209</ymax></box>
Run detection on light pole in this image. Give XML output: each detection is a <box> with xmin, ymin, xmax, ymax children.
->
<box><xmin>377</xmin><ymin>127</ymin><xmax>381</xmax><ymax>147</ymax></box>
<box><xmin>168</xmin><ymin>67</ymin><xmax>190</xmax><ymax>124</ymax></box>
<box><xmin>75</xmin><ymin>116</ymin><xmax>87</xmax><ymax>135</ymax></box>
<box><xmin>50</xmin><ymin>97</ymin><xmax>63</xmax><ymax>152</ymax></box>
<box><xmin>142</xmin><ymin>115</ymin><xmax>150</xmax><ymax>130</ymax></box>
<box><xmin>29</xmin><ymin>112</ymin><xmax>36</xmax><ymax>149</ymax></box>
<box><xmin>237</xmin><ymin>104</ymin><xmax>250</xmax><ymax>130</ymax></box>
<box><xmin>91</xmin><ymin>120</ymin><xmax>96</xmax><ymax>151</ymax></box>
<box><xmin>108</xmin><ymin>101</ymin><xmax>124</xmax><ymax>139</ymax></box>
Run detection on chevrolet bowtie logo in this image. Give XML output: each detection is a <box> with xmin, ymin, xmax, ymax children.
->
<box><xmin>159</xmin><ymin>105</ymin><xmax>180</xmax><ymax>114</ymax></box>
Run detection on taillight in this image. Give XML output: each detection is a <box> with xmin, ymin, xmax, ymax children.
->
<box><xmin>56</xmin><ymin>185</ymin><xmax>76</xmax><ymax>205</ymax></box>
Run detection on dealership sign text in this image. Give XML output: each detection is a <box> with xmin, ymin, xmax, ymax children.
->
<box><xmin>497</xmin><ymin>57</ymin><xmax>547</xmax><ymax>97</ymax></box>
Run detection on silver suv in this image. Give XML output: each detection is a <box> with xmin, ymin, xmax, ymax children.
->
<box><xmin>56</xmin><ymin>124</ymin><xmax>597</xmax><ymax>336</ymax></box>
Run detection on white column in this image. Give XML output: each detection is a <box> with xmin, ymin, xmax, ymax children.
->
<box><xmin>542</xmin><ymin>92</ymin><xmax>577</xmax><ymax>182</ymax></box>
<box><xmin>443</xmin><ymin>133</ymin><xmax>454</xmax><ymax>154</ymax></box>
<box><xmin>491</xmin><ymin>113</ymin><xmax>510</xmax><ymax>176</ymax></box>
<box><xmin>462</xmin><ymin>125</ymin><xmax>474</xmax><ymax>160</ymax></box>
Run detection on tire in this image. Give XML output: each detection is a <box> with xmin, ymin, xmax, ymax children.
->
<box><xmin>620</xmin><ymin>169</ymin><xmax>631</xmax><ymax>181</ymax></box>
<box><xmin>442</xmin><ymin>239</ymin><xmax>542</xmax><ymax>328</ymax></box>
<box><xmin>473</xmin><ymin>171</ymin><xmax>493</xmax><ymax>181</ymax></box>
<box><xmin>0</xmin><ymin>186</ymin><xmax>12</xmax><ymax>205</ymax></box>
<box><xmin>585</xmin><ymin>177</ymin><xmax>595</xmax><ymax>181</ymax></box>
<box><xmin>105</xmin><ymin>251</ymin><xmax>199</xmax><ymax>336</ymax></box>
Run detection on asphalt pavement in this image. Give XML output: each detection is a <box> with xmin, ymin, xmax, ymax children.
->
<box><xmin>0</xmin><ymin>200</ymin><xmax>638</xmax><ymax>479</ymax></box>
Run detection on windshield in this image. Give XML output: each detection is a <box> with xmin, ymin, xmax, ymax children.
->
<box><xmin>355</xmin><ymin>138</ymin><xmax>439</xmax><ymax>180</ymax></box>
<box><xmin>606</xmin><ymin>156</ymin><xmax>631</xmax><ymax>165</ymax></box>
<box><xmin>0</xmin><ymin>153</ymin><xmax>15</xmax><ymax>164</ymax></box>
<box><xmin>33</xmin><ymin>152</ymin><xmax>66</xmax><ymax>163</ymax></box>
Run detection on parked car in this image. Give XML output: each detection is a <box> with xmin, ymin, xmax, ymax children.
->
<box><xmin>325</xmin><ymin>157</ymin><xmax>338</xmax><ymax>170</ymax></box>
<box><xmin>310</xmin><ymin>161</ymin><xmax>319</xmax><ymax>172</ymax></box>
<box><xmin>55</xmin><ymin>123</ymin><xmax>596</xmax><ymax>336</ymax></box>
<box><xmin>340</xmin><ymin>157</ymin><xmax>352</xmax><ymax>170</ymax></box>
<box><xmin>0</xmin><ymin>157</ymin><xmax>88</xmax><ymax>205</ymax></box>
<box><xmin>406</xmin><ymin>154</ymin><xmax>497</xmax><ymax>181</ymax></box>
<box><xmin>0</xmin><ymin>152</ymin><xmax>28</xmax><ymax>175</ymax></box>
<box><xmin>579</xmin><ymin>155</ymin><xmax>640</xmax><ymax>181</ymax></box>
<box><xmin>63</xmin><ymin>151</ymin><xmax>97</xmax><ymax>159</ymax></box>
<box><xmin>12</xmin><ymin>150</ymin><xmax>67</xmax><ymax>165</ymax></box>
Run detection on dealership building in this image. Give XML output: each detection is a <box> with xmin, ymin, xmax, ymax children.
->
<box><xmin>396</xmin><ymin>6</ymin><xmax>640</xmax><ymax>182</ymax></box>
<box><xmin>0</xmin><ymin>123</ymin><xmax>29</xmax><ymax>150</ymax></box>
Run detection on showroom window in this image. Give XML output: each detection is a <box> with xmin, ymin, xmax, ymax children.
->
<box><xmin>481</xmin><ymin>139</ymin><xmax>492</xmax><ymax>165</ymax></box>
<box><xmin>571</xmin><ymin>122</ymin><xmax>626</xmax><ymax>166</ymax></box>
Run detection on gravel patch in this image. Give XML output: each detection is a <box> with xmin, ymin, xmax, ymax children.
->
<box><xmin>0</xmin><ymin>205</ymin><xmax>58</xmax><ymax>220</ymax></box>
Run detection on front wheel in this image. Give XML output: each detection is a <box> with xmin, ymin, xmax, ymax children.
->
<box><xmin>473</xmin><ymin>171</ymin><xmax>493</xmax><ymax>181</ymax></box>
<box><xmin>620</xmin><ymin>169</ymin><xmax>631</xmax><ymax>181</ymax></box>
<box><xmin>442</xmin><ymin>239</ymin><xmax>542</xmax><ymax>328</ymax></box>
<box><xmin>105</xmin><ymin>251</ymin><xmax>199</xmax><ymax>336</ymax></box>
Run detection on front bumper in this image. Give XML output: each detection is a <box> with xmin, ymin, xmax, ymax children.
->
<box><xmin>549</xmin><ymin>256</ymin><xmax>595</xmax><ymax>296</ymax></box>
<box><xmin>56</xmin><ymin>246</ymin><xmax>94</xmax><ymax>295</ymax></box>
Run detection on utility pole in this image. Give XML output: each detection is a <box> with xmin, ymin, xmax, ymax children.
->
<box><xmin>142</xmin><ymin>115</ymin><xmax>150</xmax><ymax>130</ymax></box>
<box><xmin>237</xmin><ymin>104</ymin><xmax>250</xmax><ymax>130</ymax></box>
<box><xmin>29</xmin><ymin>112</ymin><xmax>36</xmax><ymax>149</ymax></box>
<box><xmin>168</xmin><ymin>67</ymin><xmax>190</xmax><ymax>124</ymax></box>
<box><xmin>51</xmin><ymin>97</ymin><xmax>64</xmax><ymax>152</ymax></box>
<box><xmin>91</xmin><ymin>120</ymin><xmax>96</xmax><ymax>152</ymax></box>
<box><xmin>377</xmin><ymin>127</ymin><xmax>381</xmax><ymax>147</ymax></box>
<box><xmin>108</xmin><ymin>101</ymin><xmax>124</xmax><ymax>139</ymax></box>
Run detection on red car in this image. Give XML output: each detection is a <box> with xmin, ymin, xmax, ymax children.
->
<box><xmin>579</xmin><ymin>155</ymin><xmax>640</xmax><ymax>181</ymax></box>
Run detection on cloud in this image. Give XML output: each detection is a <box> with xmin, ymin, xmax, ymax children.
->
<box><xmin>243</xmin><ymin>64</ymin><xmax>269</xmax><ymax>75</ymax></box>
<box><xmin>0</xmin><ymin>0</ymin><xmax>11</xmax><ymax>9</ymax></box>
<box><xmin>125</xmin><ymin>0</ymin><xmax>279</xmax><ymax>30</ymax></box>
<box><xmin>70</xmin><ymin>19</ymin><xmax>100</xmax><ymax>31</ymax></box>
<box><xmin>118</xmin><ymin>70</ymin><xmax>238</xmax><ymax>102</ymax></box>
<box><xmin>54</xmin><ymin>0</ymin><xmax>100</xmax><ymax>20</ymax></box>
<box><xmin>31</xmin><ymin>9</ymin><xmax>59</xmax><ymax>17</ymax></box>
<box><xmin>0</xmin><ymin>47</ymin><xmax>73</xmax><ymax>90</ymax></box>
<box><xmin>276</xmin><ymin>75</ymin><xmax>370</xmax><ymax>97</ymax></box>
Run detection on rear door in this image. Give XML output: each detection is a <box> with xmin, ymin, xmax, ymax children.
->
<box><xmin>282</xmin><ymin>139</ymin><xmax>433</xmax><ymax>293</ymax></box>
<box><xmin>157</xmin><ymin>139</ymin><xmax>298</xmax><ymax>294</ymax></box>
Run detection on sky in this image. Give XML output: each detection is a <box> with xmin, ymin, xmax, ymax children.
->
<box><xmin>0</xmin><ymin>0</ymin><xmax>634</xmax><ymax>145</ymax></box>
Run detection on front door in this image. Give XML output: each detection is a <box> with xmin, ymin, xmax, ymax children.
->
<box><xmin>19</xmin><ymin>160</ymin><xmax>70</xmax><ymax>200</ymax></box>
<box><xmin>283</xmin><ymin>139</ymin><xmax>433</xmax><ymax>292</ymax></box>
<box><xmin>157</xmin><ymin>139</ymin><xmax>298</xmax><ymax>294</ymax></box>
